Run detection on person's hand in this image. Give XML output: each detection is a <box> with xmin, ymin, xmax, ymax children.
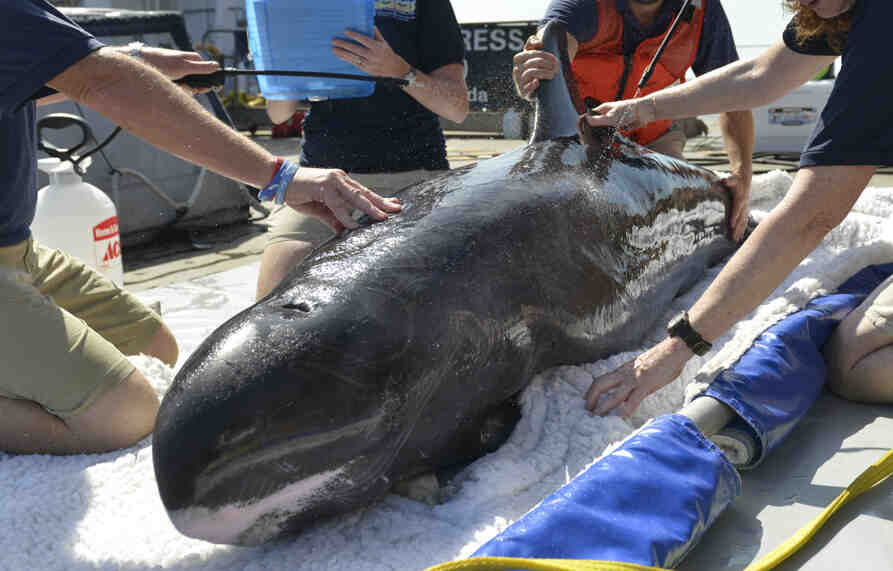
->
<box><xmin>283</xmin><ymin>168</ymin><xmax>402</xmax><ymax>233</ymax></box>
<box><xmin>134</xmin><ymin>46</ymin><xmax>220</xmax><ymax>94</ymax></box>
<box><xmin>720</xmin><ymin>170</ymin><xmax>752</xmax><ymax>243</ymax></box>
<box><xmin>584</xmin><ymin>337</ymin><xmax>692</xmax><ymax>417</ymax></box>
<box><xmin>333</xmin><ymin>27</ymin><xmax>409</xmax><ymax>79</ymax></box>
<box><xmin>584</xmin><ymin>97</ymin><xmax>655</xmax><ymax>131</ymax></box>
<box><xmin>512</xmin><ymin>35</ymin><xmax>559</xmax><ymax>101</ymax></box>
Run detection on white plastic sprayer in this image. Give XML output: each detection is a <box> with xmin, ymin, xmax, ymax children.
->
<box><xmin>33</xmin><ymin>147</ymin><xmax>124</xmax><ymax>286</ymax></box>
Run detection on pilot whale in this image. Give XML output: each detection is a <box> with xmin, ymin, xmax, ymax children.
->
<box><xmin>153</xmin><ymin>21</ymin><xmax>742</xmax><ymax>545</ymax></box>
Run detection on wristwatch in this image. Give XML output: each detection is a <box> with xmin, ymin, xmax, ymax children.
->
<box><xmin>667</xmin><ymin>311</ymin><xmax>712</xmax><ymax>356</ymax></box>
<box><xmin>402</xmin><ymin>66</ymin><xmax>419</xmax><ymax>88</ymax></box>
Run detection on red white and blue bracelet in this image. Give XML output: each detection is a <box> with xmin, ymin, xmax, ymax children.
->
<box><xmin>258</xmin><ymin>157</ymin><xmax>300</xmax><ymax>205</ymax></box>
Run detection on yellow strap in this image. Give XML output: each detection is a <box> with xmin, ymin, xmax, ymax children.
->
<box><xmin>744</xmin><ymin>446</ymin><xmax>893</xmax><ymax>571</ymax></box>
<box><xmin>425</xmin><ymin>557</ymin><xmax>668</xmax><ymax>571</ymax></box>
<box><xmin>427</xmin><ymin>448</ymin><xmax>893</xmax><ymax>571</ymax></box>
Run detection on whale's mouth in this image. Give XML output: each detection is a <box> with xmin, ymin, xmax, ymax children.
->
<box><xmin>193</xmin><ymin>409</ymin><xmax>389</xmax><ymax>509</ymax></box>
<box><xmin>168</xmin><ymin>408</ymin><xmax>398</xmax><ymax>545</ymax></box>
<box><xmin>169</xmin><ymin>464</ymin><xmax>352</xmax><ymax>545</ymax></box>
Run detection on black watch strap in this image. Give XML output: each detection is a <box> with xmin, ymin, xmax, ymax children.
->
<box><xmin>667</xmin><ymin>311</ymin><xmax>712</xmax><ymax>356</ymax></box>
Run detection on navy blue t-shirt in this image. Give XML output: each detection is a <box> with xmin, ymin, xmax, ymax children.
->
<box><xmin>0</xmin><ymin>0</ymin><xmax>103</xmax><ymax>247</ymax></box>
<box><xmin>542</xmin><ymin>0</ymin><xmax>739</xmax><ymax>77</ymax></box>
<box><xmin>300</xmin><ymin>0</ymin><xmax>465</xmax><ymax>173</ymax></box>
<box><xmin>783</xmin><ymin>1</ymin><xmax>893</xmax><ymax>167</ymax></box>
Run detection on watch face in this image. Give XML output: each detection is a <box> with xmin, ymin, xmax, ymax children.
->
<box><xmin>668</xmin><ymin>312</ymin><xmax>686</xmax><ymax>333</ymax></box>
<box><xmin>666</xmin><ymin>312</ymin><xmax>711</xmax><ymax>355</ymax></box>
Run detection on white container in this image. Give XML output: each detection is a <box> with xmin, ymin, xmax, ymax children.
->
<box><xmin>33</xmin><ymin>157</ymin><xmax>124</xmax><ymax>286</ymax></box>
<box><xmin>752</xmin><ymin>80</ymin><xmax>835</xmax><ymax>154</ymax></box>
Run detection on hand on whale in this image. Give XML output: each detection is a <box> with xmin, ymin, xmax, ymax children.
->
<box><xmin>283</xmin><ymin>166</ymin><xmax>402</xmax><ymax>234</ymax></box>
<box><xmin>512</xmin><ymin>34</ymin><xmax>560</xmax><ymax>102</ymax></box>
<box><xmin>717</xmin><ymin>170</ymin><xmax>752</xmax><ymax>243</ymax></box>
<box><xmin>584</xmin><ymin>104</ymin><xmax>751</xmax><ymax>242</ymax></box>
<box><xmin>585</xmin><ymin>336</ymin><xmax>694</xmax><ymax>417</ymax></box>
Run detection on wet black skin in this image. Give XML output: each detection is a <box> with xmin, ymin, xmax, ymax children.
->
<box><xmin>153</xmin><ymin>21</ymin><xmax>742</xmax><ymax>544</ymax></box>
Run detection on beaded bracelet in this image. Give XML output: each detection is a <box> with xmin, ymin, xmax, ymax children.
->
<box><xmin>258</xmin><ymin>158</ymin><xmax>299</xmax><ymax>205</ymax></box>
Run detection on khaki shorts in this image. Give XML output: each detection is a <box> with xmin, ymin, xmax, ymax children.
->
<box><xmin>0</xmin><ymin>238</ymin><xmax>162</xmax><ymax>417</ymax></box>
<box><xmin>266</xmin><ymin>169</ymin><xmax>444</xmax><ymax>247</ymax></box>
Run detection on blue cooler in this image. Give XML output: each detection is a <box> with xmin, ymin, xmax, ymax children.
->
<box><xmin>245</xmin><ymin>0</ymin><xmax>375</xmax><ymax>100</ymax></box>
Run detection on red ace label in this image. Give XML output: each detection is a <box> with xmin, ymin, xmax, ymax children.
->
<box><xmin>93</xmin><ymin>216</ymin><xmax>119</xmax><ymax>241</ymax></box>
<box><xmin>93</xmin><ymin>216</ymin><xmax>121</xmax><ymax>269</ymax></box>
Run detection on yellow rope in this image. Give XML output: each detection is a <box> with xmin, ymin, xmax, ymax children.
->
<box><xmin>425</xmin><ymin>556</ymin><xmax>669</xmax><ymax>571</ymax></box>
<box><xmin>744</xmin><ymin>447</ymin><xmax>893</xmax><ymax>571</ymax></box>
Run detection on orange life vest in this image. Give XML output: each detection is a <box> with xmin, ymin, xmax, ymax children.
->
<box><xmin>572</xmin><ymin>0</ymin><xmax>705</xmax><ymax>145</ymax></box>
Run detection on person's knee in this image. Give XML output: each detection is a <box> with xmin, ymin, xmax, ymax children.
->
<box><xmin>66</xmin><ymin>369</ymin><xmax>160</xmax><ymax>452</ymax></box>
<box><xmin>143</xmin><ymin>321</ymin><xmax>178</xmax><ymax>367</ymax></box>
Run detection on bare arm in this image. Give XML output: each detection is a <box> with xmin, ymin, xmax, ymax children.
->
<box><xmin>48</xmin><ymin>47</ymin><xmax>401</xmax><ymax>228</ymax></box>
<box><xmin>333</xmin><ymin>27</ymin><xmax>469</xmax><ymax>124</ymax></box>
<box><xmin>48</xmin><ymin>47</ymin><xmax>278</xmax><ymax>187</ymax></box>
<box><xmin>512</xmin><ymin>32</ymin><xmax>579</xmax><ymax>101</ymax></box>
<box><xmin>585</xmin><ymin>164</ymin><xmax>876</xmax><ymax>416</ymax></box>
<box><xmin>689</xmin><ymin>164</ymin><xmax>874</xmax><ymax>341</ymax></box>
<box><xmin>38</xmin><ymin>44</ymin><xmax>219</xmax><ymax>106</ymax></box>
<box><xmin>400</xmin><ymin>63</ymin><xmax>468</xmax><ymax>124</ymax></box>
<box><xmin>717</xmin><ymin>109</ymin><xmax>755</xmax><ymax>242</ymax></box>
<box><xmin>654</xmin><ymin>43</ymin><xmax>835</xmax><ymax>118</ymax></box>
<box><xmin>266</xmin><ymin>99</ymin><xmax>299</xmax><ymax>125</ymax></box>
<box><xmin>588</xmin><ymin>43</ymin><xmax>835</xmax><ymax>128</ymax></box>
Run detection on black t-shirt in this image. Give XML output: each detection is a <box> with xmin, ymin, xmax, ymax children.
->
<box><xmin>782</xmin><ymin>0</ymin><xmax>893</xmax><ymax>167</ymax></box>
<box><xmin>300</xmin><ymin>0</ymin><xmax>465</xmax><ymax>173</ymax></box>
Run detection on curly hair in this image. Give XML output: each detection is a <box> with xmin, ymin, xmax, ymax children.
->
<box><xmin>784</xmin><ymin>1</ymin><xmax>855</xmax><ymax>52</ymax></box>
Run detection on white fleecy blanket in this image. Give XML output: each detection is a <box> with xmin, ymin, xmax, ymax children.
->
<box><xmin>0</xmin><ymin>171</ymin><xmax>890</xmax><ymax>571</ymax></box>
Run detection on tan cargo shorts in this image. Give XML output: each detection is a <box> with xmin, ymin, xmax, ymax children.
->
<box><xmin>266</xmin><ymin>169</ymin><xmax>444</xmax><ymax>247</ymax></box>
<box><xmin>0</xmin><ymin>238</ymin><xmax>161</xmax><ymax>418</ymax></box>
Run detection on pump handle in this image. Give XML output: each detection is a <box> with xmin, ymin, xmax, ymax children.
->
<box><xmin>37</xmin><ymin>113</ymin><xmax>92</xmax><ymax>160</ymax></box>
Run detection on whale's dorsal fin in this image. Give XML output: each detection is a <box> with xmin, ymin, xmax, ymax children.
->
<box><xmin>530</xmin><ymin>20</ymin><xmax>584</xmax><ymax>143</ymax></box>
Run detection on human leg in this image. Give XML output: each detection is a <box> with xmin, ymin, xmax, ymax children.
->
<box><xmin>0</xmin><ymin>368</ymin><xmax>158</xmax><ymax>454</ymax></box>
<box><xmin>825</xmin><ymin>274</ymin><xmax>893</xmax><ymax>402</ymax></box>
<box><xmin>255</xmin><ymin>209</ymin><xmax>332</xmax><ymax>300</ymax></box>
<box><xmin>0</xmin><ymin>239</ymin><xmax>167</xmax><ymax>453</ymax></box>
<box><xmin>26</xmin><ymin>239</ymin><xmax>178</xmax><ymax>366</ymax></box>
<box><xmin>255</xmin><ymin>169</ymin><xmax>443</xmax><ymax>299</ymax></box>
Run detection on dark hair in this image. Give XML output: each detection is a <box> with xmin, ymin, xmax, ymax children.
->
<box><xmin>784</xmin><ymin>1</ymin><xmax>855</xmax><ymax>52</ymax></box>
